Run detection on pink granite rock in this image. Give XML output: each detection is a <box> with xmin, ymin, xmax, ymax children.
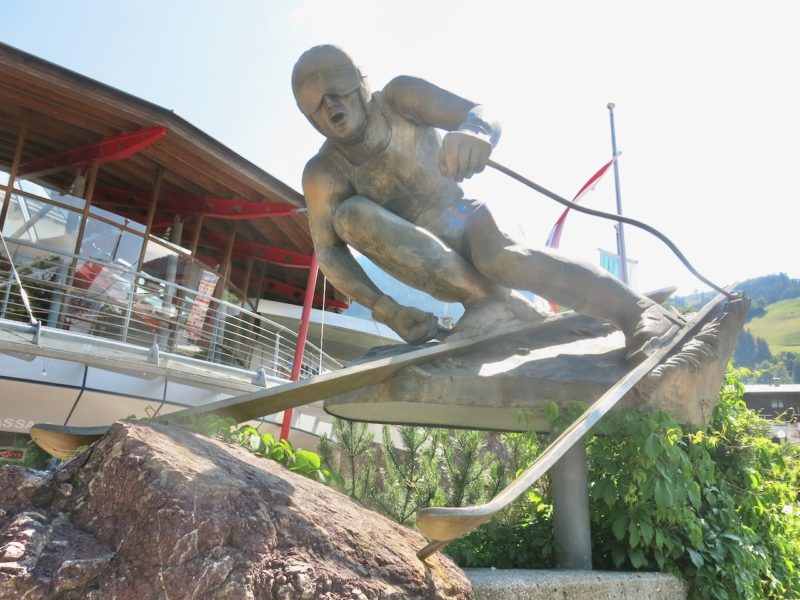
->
<box><xmin>0</xmin><ymin>421</ymin><xmax>470</xmax><ymax>599</ymax></box>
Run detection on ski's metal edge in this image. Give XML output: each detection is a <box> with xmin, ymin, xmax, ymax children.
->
<box><xmin>27</xmin><ymin>288</ymin><xmax>678</xmax><ymax>459</ymax></box>
<box><xmin>415</xmin><ymin>291</ymin><xmax>732</xmax><ymax>561</ymax></box>
<box><xmin>28</xmin><ymin>311</ymin><xmax>576</xmax><ymax>457</ymax></box>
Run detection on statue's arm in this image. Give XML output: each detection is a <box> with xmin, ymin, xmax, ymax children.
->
<box><xmin>384</xmin><ymin>76</ymin><xmax>501</xmax><ymax>181</ymax></box>
<box><xmin>302</xmin><ymin>158</ymin><xmax>439</xmax><ymax>344</ymax></box>
<box><xmin>303</xmin><ymin>158</ymin><xmax>384</xmax><ymax>310</ymax></box>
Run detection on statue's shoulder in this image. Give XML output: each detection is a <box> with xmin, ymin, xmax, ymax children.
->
<box><xmin>370</xmin><ymin>88</ymin><xmax>418</xmax><ymax>135</ymax></box>
<box><xmin>303</xmin><ymin>147</ymin><xmax>348</xmax><ymax>186</ymax></box>
<box><xmin>304</xmin><ymin>149</ymin><xmax>334</xmax><ymax>175</ymax></box>
<box><xmin>371</xmin><ymin>89</ymin><xmax>388</xmax><ymax>108</ymax></box>
<box><xmin>381</xmin><ymin>75</ymin><xmax>417</xmax><ymax>105</ymax></box>
<box><xmin>371</xmin><ymin>88</ymin><xmax>402</xmax><ymax>119</ymax></box>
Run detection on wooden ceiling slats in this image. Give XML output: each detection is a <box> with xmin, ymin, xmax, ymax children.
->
<box><xmin>0</xmin><ymin>71</ymin><xmax>305</xmax><ymax>212</ymax></box>
<box><xmin>0</xmin><ymin>79</ymin><xmax>281</xmax><ymax>207</ymax></box>
<box><xmin>0</xmin><ymin>81</ymin><xmax>133</xmax><ymax>135</ymax></box>
<box><xmin>143</xmin><ymin>144</ymin><xmax>252</xmax><ymax>199</ymax></box>
<box><xmin>0</xmin><ymin>71</ymin><xmax>142</xmax><ymax>132</ymax></box>
<box><xmin>0</xmin><ymin>43</ymin><xmax>339</xmax><ymax>308</ymax></box>
<box><xmin>253</xmin><ymin>214</ymin><xmax>313</xmax><ymax>252</ymax></box>
<box><xmin>0</xmin><ymin>55</ymin><xmax>305</xmax><ymax>206</ymax></box>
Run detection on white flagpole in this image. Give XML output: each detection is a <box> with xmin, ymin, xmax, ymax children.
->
<box><xmin>607</xmin><ymin>103</ymin><xmax>630</xmax><ymax>285</ymax></box>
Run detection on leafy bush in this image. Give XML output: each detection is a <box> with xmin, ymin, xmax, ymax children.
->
<box><xmin>445</xmin><ymin>429</ymin><xmax>554</xmax><ymax>569</ymax></box>
<box><xmin>588</xmin><ymin>369</ymin><xmax>800</xmax><ymax>598</ymax></box>
<box><xmin>446</xmin><ymin>368</ymin><xmax>800</xmax><ymax>599</ymax></box>
<box><xmin>446</xmin><ymin>516</ymin><xmax>555</xmax><ymax>569</ymax></box>
<box><xmin>179</xmin><ymin>414</ymin><xmax>334</xmax><ymax>484</ymax></box>
<box><xmin>179</xmin><ymin>369</ymin><xmax>800</xmax><ymax>598</ymax></box>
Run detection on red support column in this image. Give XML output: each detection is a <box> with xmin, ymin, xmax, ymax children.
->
<box><xmin>279</xmin><ymin>253</ymin><xmax>319</xmax><ymax>442</ymax></box>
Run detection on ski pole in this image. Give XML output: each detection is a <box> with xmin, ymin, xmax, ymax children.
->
<box><xmin>487</xmin><ymin>159</ymin><xmax>735</xmax><ymax>301</ymax></box>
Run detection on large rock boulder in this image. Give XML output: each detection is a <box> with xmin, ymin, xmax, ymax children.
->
<box><xmin>0</xmin><ymin>421</ymin><xmax>470</xmax><ymax>599</ymax></box>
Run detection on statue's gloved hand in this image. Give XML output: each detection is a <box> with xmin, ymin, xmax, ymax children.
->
<box><xmin>372</xmin><ymin>295</ymin><xmax>439</xmax><ymax>345</ymax></box>
<box><xmin>440</xmin><ymin>108</ymin><xmax>501</xmax><ymax>182</ymax></box>
<box><xmin>440</xmin><ymin>130</ymin><xmax>492</xmax><ymax>182</ymax></box>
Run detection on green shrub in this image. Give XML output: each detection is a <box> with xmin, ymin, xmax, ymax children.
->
<box><xmin>179</xmin><ymin>415</ymin><xmax>334</xmax><ymax>484</ymax></box>
<box><xmin>446</xmin><ymin>428</ymin><xmax>553</xmax><ymax>568</ymax></box>
<box><xmin>264</xmin><ymin>366</ymin><xmax>800</xmax><ymax>598</ymax></box>
<box><xmin>370</xmin><ymin>426</ymin><xmax>442</xmax><ymax>525</ymax></box>
<box><xmin>588</xmin><ymin>369</ymin><xmax>800</xmax><ymax>598</ymax></box>
<box><xmin>317</xmin><ymin>418</ymin><xmax>373</xmax><ymax>500</ymax></box>
<box><xmin>446</xmin><ymin>368</ymin><xmax>800</xmax><ymax>599</ymax></box>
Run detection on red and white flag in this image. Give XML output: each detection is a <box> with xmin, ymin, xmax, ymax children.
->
<box><xmin>545</xmin><ymin>153</ymin><xmax>620</xmax><ymax>249</ymax></box>
<box><xmin>544</xmin><ymin>153</ymin><xmax>619</xmax><ymax>312</ymax></box>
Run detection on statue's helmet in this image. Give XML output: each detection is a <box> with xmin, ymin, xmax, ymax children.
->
<box><xmin>292</xmin><ymin>45</ymin><xmax>370</xmax><ymax>116</ymax></box>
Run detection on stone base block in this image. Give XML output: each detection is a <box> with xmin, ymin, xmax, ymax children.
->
<box><xmin>466</xmin><ymin>569</ymin><xmax>687</xmax><ymax>600</ymax></box>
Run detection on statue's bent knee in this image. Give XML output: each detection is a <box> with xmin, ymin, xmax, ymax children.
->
<box><xmin>332</xmin><ymin>196</ymin><xmax>379</xmax><ymax>243</ymax></box>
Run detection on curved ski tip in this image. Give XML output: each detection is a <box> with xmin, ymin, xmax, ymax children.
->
<box><xmin>416</xmin><ymin>507</ymin><xmax>490</xmax><ymax>542</ymax></box>
<box><xmin>646</xmin><ymin>286</ymin><xmax>678</xmax><ymax>304</ymax></box>
<box><xmin>29</xmin><ymin>423</ymin><xmax>108</xmax><ymax>460</ymax></box>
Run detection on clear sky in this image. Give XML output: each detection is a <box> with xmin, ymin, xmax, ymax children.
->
<box><xmin>3</xmin><ymin>0</ymin><xmax>798</xmax><ymax>295</ymax></box>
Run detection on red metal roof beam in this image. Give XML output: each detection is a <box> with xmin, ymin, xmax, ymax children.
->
<box><xmin>94</xmin><ymin>188</ymin><xmax>302</xmax><ymax>221</ymax></box>
<box><xmin>192</xmin><ymin>229</ymin><xmax>313</xmax><ymax>269</ymax></box>
<box><xmin>158</xmin><ymin>196</ymin><xmax>301</xmax><ymax>220</ymax></box>
<box><xmin>18</xmin><ymin>126</ymin><xmax>168</xmax><ymax>179</ymax></box>
<box><xmin>262</xmin><ymin>277</ymin><xmax>349</xmax><ymax>311</ymax></box>
<box><xmin>192</xmin><ymin>254</ymin><xmax>347</xmax><ymax>310</ymax></box>
<box><xmin>232</xmin><ymin>240</ymin><xmax>312</xmax><ymax>268</ymax></box>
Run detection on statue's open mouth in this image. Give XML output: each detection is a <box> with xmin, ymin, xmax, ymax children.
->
<box><xmin>331</xmin><ymin>111</ymin><xmax>345</xmax><ymax>124</ymax></box>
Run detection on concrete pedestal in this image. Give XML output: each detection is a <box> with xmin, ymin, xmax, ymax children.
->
<box><xmin>466</xmin><ymin>569</ymin><xmax>688</xmax><ymax>599</ymax></box>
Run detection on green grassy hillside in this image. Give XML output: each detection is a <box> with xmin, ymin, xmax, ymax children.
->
<box><xmin>746</xmin><ymin>298</ymin><xmax>800</xmax><ymax>355</ymax></box>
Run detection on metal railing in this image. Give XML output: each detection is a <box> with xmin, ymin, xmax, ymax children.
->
<box><xmin>0</xmin><ymin>239</ymin><xmax>341</xmax><ymax>379</ymax></box>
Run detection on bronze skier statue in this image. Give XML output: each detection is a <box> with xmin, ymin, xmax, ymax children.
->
<box><xmin>292</xmin><ymin>44</ymin><xmax>682</xmax><ymax>361</ymax></box>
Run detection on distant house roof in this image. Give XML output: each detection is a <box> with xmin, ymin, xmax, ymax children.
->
<box><xmin>744</xmin><ymin>384</ymin><xmax>800</xmax><ymax>394</ymax></box>
<box><xmin>744</xmin><ymin>384</ymin><xmax>800</xmax><ymax>422</ymax></box>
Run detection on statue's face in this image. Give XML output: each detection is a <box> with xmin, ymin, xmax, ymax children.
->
<box><xmin>308</xmin><ymin>89</ymin><xmax>367</xmax><ymax>143</ymax></box>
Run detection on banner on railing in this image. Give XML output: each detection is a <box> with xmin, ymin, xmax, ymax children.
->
<box><xmin>0</xmin><ymin>448</ymin><xmax>24</xmax><ymax>462</ymax></box>
<box><xmin>185</xmin><ymin>270</ymin><xmax>219</xmax><ymax>340</ymax></box>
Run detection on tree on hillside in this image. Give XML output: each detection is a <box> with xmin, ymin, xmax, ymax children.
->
<box><xmin>755</xmin><ymin>360</ymin><xmax>791</xmax><ymax>384</ymax></box>
<box><xmin>736</xmin><ymin>272</ymin><xmax>800</xmax><ymax>307</ymax></box>
<box><xmin>671</xmin><ymin>273</ymin><xmax>800</xmax><ymax>316</ymax></box>
<box><xmin>755</xmin><ymin>337</ymin><xmax>772</xmax><ymax>364</ymax></box>
<box><xmin>734</xmin><ymin>329</ymin><xmax>773</xmax><ymax>368</ymax></box>
<box><xmin>735</xmin><ymin>330</ymin><xmax>756</xmax><ymax>366</ymax></box>
<box><xmin>773</xmin><ymin>352</ymin><xmax>800</xmax><ymax>384</ymax></box>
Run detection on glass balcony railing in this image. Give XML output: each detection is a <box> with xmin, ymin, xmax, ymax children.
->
<box><xmin>0</xmin><ymin>176</ymin><xmax>341</xmax><ymax>380</ymax></box>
